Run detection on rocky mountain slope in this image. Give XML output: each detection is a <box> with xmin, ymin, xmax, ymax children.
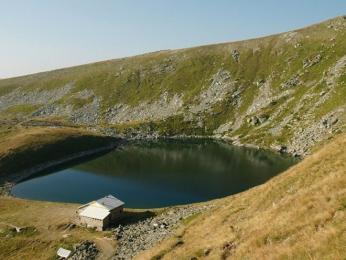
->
<box><xmin>1</xmin><ymin>16</ymin><xmax>346</xmax><ymax>156</ymax></box>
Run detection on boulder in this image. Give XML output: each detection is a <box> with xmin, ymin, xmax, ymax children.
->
<box><xmin>231</xmin><ymin>50</ymin><xmax>240</xmax><ymax>62</ymax></box>
<box><xmin>247</xmin><ymin>116</ymin><xmax>259</xmax><ymax>126</ymax></box>
<box><xmin>258</xmin><ymin>114</ymin><xmax>269</xmax><ymax>124</ymax></box>
<box><xmin>256</xmin><ymin>79</ymin><xmax>265</xmax><ymax>87</ymax></box>
<box><xmin>281</xmin><ymin>74</ymin><xmax>300</xmax><ymax>88</ymax></box>
<box><xmin>271</xmin><ymin>145</ymin><xmax>288</xmax><ymax>154</ymax></box>
<box><xmin>68</xmin><ymin>241</ymin><xmax>99</xmax><ymax>260</ymax></box>
<box><xmin>247</xmin><ymin>115</ymin><xmax>269</xmax><ymax>126</ymax></box>
<box><xmin>303</xmin><ymin>54</ymin><xmax>322</xmax><ymax>68</ymax></box>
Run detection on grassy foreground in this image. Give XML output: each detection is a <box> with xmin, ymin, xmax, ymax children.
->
<box><xmin>137</xmin><ymin>133</ymin><xmax>346</xmax><ymax>259</ymax></box>
<box><xmin>0</xmin><ymin>197</ymin><xmax>116</xmax><ymax>259</ymax></box>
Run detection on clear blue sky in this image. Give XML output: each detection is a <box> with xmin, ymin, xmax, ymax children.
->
<box><xmin>1</xmin><ymin>0</ymin><xmax>346</xmax><ymax>78</ymax></box>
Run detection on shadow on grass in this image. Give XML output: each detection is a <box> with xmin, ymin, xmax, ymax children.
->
<box><xmin>17</xmin><ymin>148</ymin><xmax>114</xmax><ymax>182</ymax></box>
<box><xmin>1</xmin><ymin>137</ymin><xmax>126</xmax><ymax>186</ymax></box>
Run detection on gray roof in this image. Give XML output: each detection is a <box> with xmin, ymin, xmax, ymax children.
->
<box><xmin>78</xmin><ymin>195</ymin><xmax>125</xmax><ymax>220</ymax></box>
<box><xmin>96</xmin><ymin>195</ymin><xmax>124</xmax><ymax>210</ymax></box>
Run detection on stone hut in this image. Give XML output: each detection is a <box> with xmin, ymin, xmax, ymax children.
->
<box><xmin>78</xmin><ymin>195</ymin><xmax>124</xmax><ymax>231</ymax></box>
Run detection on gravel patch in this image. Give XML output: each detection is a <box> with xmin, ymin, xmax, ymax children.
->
<box><xmin>66</xmin><ymin>240</ymin><xmax>99</xmax><ymax>260</ymax></box>
<box><xmin>0</xmin><ymin>83</ymin><xmax>73</xmax><ymax>111</ymax></box>
<box><xmin>113</xmin><ymin>204</ymin><xmax>214</xmax><ymax>259</ymax></box>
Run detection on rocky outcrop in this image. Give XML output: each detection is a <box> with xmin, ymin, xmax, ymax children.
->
<box><xmin>0</xmin><ymin>83</ymin><xmax>72</xmax><ymax>111</ymax></box>
<box><xmin>287</xmin><ymin>109</ymin><xmax>344</xmax><ymax>156</ymax></box>
<box><xmin>188</xmin><ymin>69</ymin><xmax>238</xmax><ymax>116</ymax></box>
<box><xmin>231</xmin><ymin>50</ymin><xmax>240</xmax><ymax>62</ymax></box>
<box><xmin>0</xmin><ymin>182</ymin><xmax>13</xmax><ymax>196</ymax></box>
<box><xmin>70</xmin><ymin>97</ymin><xmax>101</xmax><ymax>125</ymax></box>
<box><xmin>32</xmin><ymin>103</ymin><xmax>73</xmax><ymax>117</ymax></box>
<box><xmin>280</xmin><ymin>31</ymin><xmax>300</xmax><ymax>43</ymax></box>
<box><xmin>113</xmin><ymin>204</ymin><xmax>214</xmax><ymax>259</ymax></box>
<box><xmin>303</xmin><ymin>54</ymin><xmax>322</xmax><ymax>68</ymax></box>
<box><xmin>247</xmin><ymin>114</ymin><xmax>269</xmax><ymax>126</ymax></box>
<box><xmin>327</xmin><ymin>17</ymin><xmax>346</xmax><ymax>31</ymax></box>
<box><xmin>106</xmin><ymin>92</ymin><xmax>183</xmax><ymax>124</ymax></box>
<box><xmin>213</xmin><ymin>121</ymin><xmax>233</xmax><ymax>135</ymax></box>
<box><xmin>281</xmin><ymin>74</ymin><xmax>301</xmax><ymax>88</ymax></box>
<box><xmin>67</xmin><ymin>241</ymin><xmax>99</xmax><ymax>260</ymax></box>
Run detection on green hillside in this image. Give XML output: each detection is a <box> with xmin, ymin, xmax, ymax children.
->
<box><xmin>1</xmin><ymin>16</ymin><xmax>346</xmax><ymax>156</ymax></box>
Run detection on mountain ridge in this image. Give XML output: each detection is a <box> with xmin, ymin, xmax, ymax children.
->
<box><xmin>1</xmin><ymin>15</ymin><xmax>346</xmax><ymax>157</ymax></box>
<box><xmin>2</xmin><ymin>15</ymin><xmax>343</xmax><ymax>81</ymax></box>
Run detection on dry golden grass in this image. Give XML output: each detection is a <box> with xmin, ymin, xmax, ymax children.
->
<box><xmin>0</xmin><ymin>127</ymin><xmax>100</xmax><ymax>155</ymax></box>
<box><xmin>0</xmin><ymin>197</ymin><xmax>115</xmax><ymax>260</ymax></box>
<box><xmin>138</xmin><ymin>134</ymin><xmax>346</xmax><ymax>260</ymax></box>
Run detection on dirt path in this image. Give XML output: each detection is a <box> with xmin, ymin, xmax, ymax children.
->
<box><xmin>95</xmin><ymin>237</ymin><xmax>117</xmax><ymax>260</ymax></box>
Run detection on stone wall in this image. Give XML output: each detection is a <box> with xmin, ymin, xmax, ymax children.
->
<box><xmin>79</xmin><ymin>216</ymin><xmax>103</xmax><ymax>231</ymax></box>
<box><xmin>78</xmin><ymin>206</ymin><xmax>123</xmax><ymax>231</ymax></box>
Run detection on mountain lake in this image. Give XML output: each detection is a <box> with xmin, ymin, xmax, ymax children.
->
<box><xmin>12</xmin><ymin>139</ymin><xmax>297</xmax><ymax>208</ymax></box>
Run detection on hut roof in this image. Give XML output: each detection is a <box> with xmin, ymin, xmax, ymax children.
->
<box><xmin>78</xmin><ymin>195</ymin><xmax>124</xmax><ymax>220</ymax></box>
<box><xmin>96</xmin><ymin>195</ymin><xmax>124</xmax><ymax>210</ymax></box>
<box><xmin>79</xmin><ymin>206</ymin><xmax>110</xmax><ymax>220</ymax></box>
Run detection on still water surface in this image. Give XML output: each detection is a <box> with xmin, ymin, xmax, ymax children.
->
<box><xmin>12</xmin><ymin>139</ymin><xmax>297</xmax><ymax>208</ymax></box>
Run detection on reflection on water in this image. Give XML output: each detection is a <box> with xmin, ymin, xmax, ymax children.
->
<box><xmin>12</xmin><ymin>139</ymin><xmax>297</xmax><ymax>208</ymax></box>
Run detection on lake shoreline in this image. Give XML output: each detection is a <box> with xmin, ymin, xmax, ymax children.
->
<box><xmin>112</xmin><ymin>133</ymin><xmax>302</xmax><ymax>158</ymax></box>
<box><xmin>10</xmin><ymin>137</ymin><xmax>297</xmax><ymax>208</ymax></box>
<box><xmin>1</xmin><ymin>134</ymin><xmax>299</xmax><ymax>199</ymax></box>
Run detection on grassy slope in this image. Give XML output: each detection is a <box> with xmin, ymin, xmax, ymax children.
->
<box><xmin>0</xmin><ymin>127</ymin><xmax>117</xmax><ymax>176</ymax></box>
<box><xmin>0</xmin><ymin>16</ymin><xmax>345</xmax><ymax>153</ymax></box>
<box><xmin>138</xmin><ymin>133</ymin><xmax>346</xmax><ymax>260</ymax></box>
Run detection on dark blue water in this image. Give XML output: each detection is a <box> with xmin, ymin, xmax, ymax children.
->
<box><xmin>12</xmin><ymin>139</ymin><xmax>297</xmax><ymax>208</ymax></box>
